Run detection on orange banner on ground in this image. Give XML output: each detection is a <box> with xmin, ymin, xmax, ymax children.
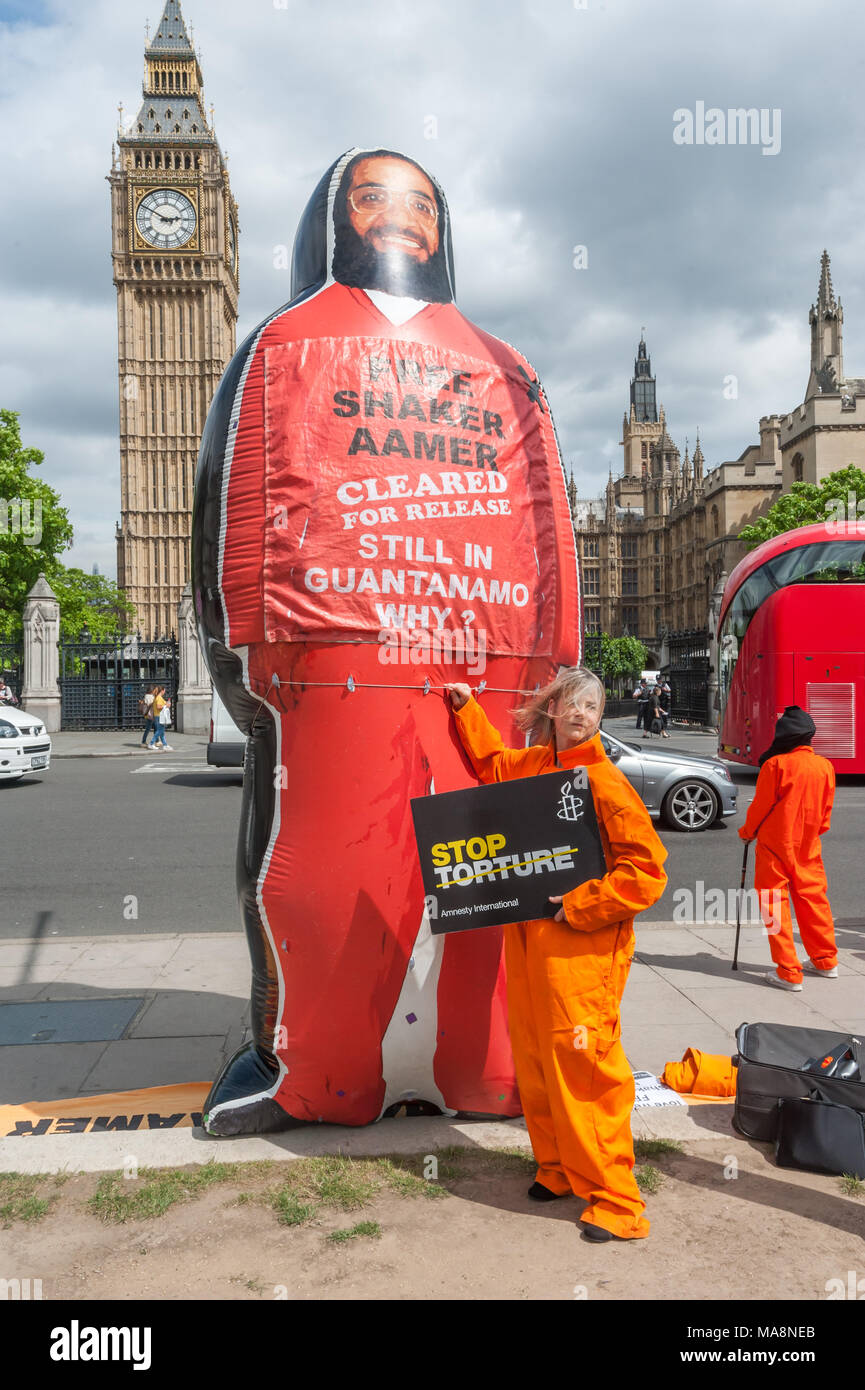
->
<box><xmin>0</xmin><ymin>1083</ymin><xmax>210</xmax><ymax>1137</ymax></box>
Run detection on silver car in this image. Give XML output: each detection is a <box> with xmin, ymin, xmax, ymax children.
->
<box><xmin>599</xmin><ymin>728</ymin><xmax>737</xmax><ymax>832</ymax></box>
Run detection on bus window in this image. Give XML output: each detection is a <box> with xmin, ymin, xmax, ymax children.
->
<box><xmin>718</xmin><ymin>564</ymin><xmax>778</xmax><ymax>701</ymax></box>
<box><xmin>720</xmin><ymin>540</ymin><xmax>865</xmax><ymax>705</ymax></box>
<box><xmin>766</xmin><ymin>540</ymin><xmax>865</xmax><ymax>587</ymax></box>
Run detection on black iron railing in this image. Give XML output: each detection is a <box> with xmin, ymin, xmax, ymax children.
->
<box><xmin>59</xmin><ymin>633</ymin><xmax>178</xmax><ymax>731</ymax></box>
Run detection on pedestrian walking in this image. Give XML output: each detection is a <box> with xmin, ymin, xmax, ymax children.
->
<box><xmin>643</xmin><ymin>685</ymin><xmax>663</xmax><ymax>739</ymax></box>
<box><xmin>0</xmin><ymin>678</ymin><xmax>18</xmax><ymax>706</ymax></box>
<box><xmin>633</xmin><ymin>678</ymin><xmax>649</xmax><ymax>730</ymax></box>
<box><xmin>739</xmin><ymin>705</ymin><xmax>837</xmax><ymax>991</ymax></box>
<box><xmin>658</xmin><ymin>681</ymin><xmax>671</xmax><ymax>738</ymax></box>
<box><xmin>149</xmin><ymin>686</ymin><xmax>170</xmax><ymax>750</ymax></box>
<box><xmin>446</xmin><ymin>668</ymin><xmax>667</xmax><ymax>1241</ymax></box>
<box><xmin>139</xmin><ymin>685</ymin><xmax>157</xmax><ymax>746</ymax></box>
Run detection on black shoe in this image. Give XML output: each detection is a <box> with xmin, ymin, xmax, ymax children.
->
<box><xmin>580</xmin><ymin>1220</ymin><xmax>614</xmax><ymax>1242</ymax></box>
<box><xmin>528</xmin><ymin>1182</ymin><xmax>565</xmax><ymax>1202</ymax></box>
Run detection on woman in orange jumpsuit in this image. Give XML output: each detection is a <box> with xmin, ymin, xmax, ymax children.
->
<box><xmin>447</xmin><ymin>668</ymin><xmax>668</xmax><ymax>1241</ymax></box>
<box><xmin>739</xmin><ymin>705</ymin><xmax>836</xmax><ymax>990</ymax></box>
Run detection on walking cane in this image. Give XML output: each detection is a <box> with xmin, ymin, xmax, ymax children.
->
<box><xmin>732</xmin><ymin>840</ymin><xmax>750</xmax><ymax>971</ymax></box>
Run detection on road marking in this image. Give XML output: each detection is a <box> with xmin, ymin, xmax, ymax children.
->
<box><xmin>131</xmin><ymin>764</ymin><xmax>239</xmax><ymax>774</ymax></box>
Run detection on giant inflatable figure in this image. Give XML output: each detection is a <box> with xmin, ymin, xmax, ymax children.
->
<box><xmin>192</xmin><ymin>148</ymin><xmax>581</xmax><ymax>1134</ymax></box>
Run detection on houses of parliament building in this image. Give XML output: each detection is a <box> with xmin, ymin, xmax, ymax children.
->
<box><xmin>569</xmin><ymin>334</ymin><xmax>781</xmax><ymax>655</ymax></box>
<box><xmin>570</xmin><ymin>249</ymin><xmax>865</xmax><ymax>655</ymax></box>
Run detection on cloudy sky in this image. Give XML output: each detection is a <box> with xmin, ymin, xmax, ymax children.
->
<box><xmin>1</xmin><ymin>0</ymin><xmax>864</xmax><ymax>577</ymax></box>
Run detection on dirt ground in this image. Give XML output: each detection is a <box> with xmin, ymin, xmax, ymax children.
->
<box><xmin>2</xmin><ymin>1138</ymin><xmax>864</xmax><ymax>1301</ymax></box>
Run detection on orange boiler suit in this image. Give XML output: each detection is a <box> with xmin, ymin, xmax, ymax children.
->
<box><xmin>739</xmin><ymin>746</ymin><xmax>836</xmax><ymax>985</ymax></box>
<box><xmin>453</xmin><ymin>697</ymin><xmax>668</xmax><ymax>1239</ymax></box>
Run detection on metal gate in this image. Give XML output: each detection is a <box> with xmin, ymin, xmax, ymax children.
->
<box><xmin>60</xmin><ymin>634</ymin><xmax>178</xmax><ymax>731</ymax></box>
<box><xmin>0</xmin><ymin>637</ymin><xmax>24</xmax><ymax>703</ymax></box>
<box><xmin>665</xmin><ymin>629</ymin><xmax>710</xmax><ymax>726</ymax></box>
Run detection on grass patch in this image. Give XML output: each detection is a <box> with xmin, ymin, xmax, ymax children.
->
<box><xmin>0</xmin><ymin>1172</ymin><xmax>63</xmax><ymax>1227</ymax></box>
<box><xmin>89</xmin><ymin>1159</ymin><xmax>245</xmax><ymax>1223</ymax></box>
<box><xmin>421</xmin><ymin>1144</ymin><xmax>535</xmax><ymax>1183</ymax></box>
<box><xmin>272</xmin><ymin>1191</ymin><xmax>317</xmax><ymax>1228</ymax></box>
<box><xmin>82</xmin><ymin>1146</ymin><xmax>535</xmax><ymax>1232</ymax></box>
<box><xmin>634</xmin><ymin>1139</ymin><xmax>683</xmax><ymax>1160</ymax></box>
<box><xmin>635</xmin><ymin>1164</ymin><xmax>664</xmax><ymax>1195</ymax></box>
<box><xmin>326</xmin><ymin>1220</ymin><xmax>381</xmax><ymax>1244</ymax></box>
<box><xmin>839</xmin><ymin>1173</ymin><xmax>865</xmax><ymax>1198</ymax></box>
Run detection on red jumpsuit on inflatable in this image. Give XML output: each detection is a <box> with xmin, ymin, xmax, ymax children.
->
<box><xmin>192</xmin><ymin>148</ymin><xmax>582</xmax><ymax>1133</ymax></box>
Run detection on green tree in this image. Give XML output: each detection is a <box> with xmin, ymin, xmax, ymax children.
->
<box><xmin>0</xmin><ymin>410</ymin><xmax>136</xmax><ymax>638</ymax></box>
<box><xmin>739</xmin><ymin>464</ymin><xmax>865</xmax><ymax>550</ymax></box>
<box><xmin>600</xmin><ymin>634</ymin><xmax>648</xmax><ymax>685</ymax></box>
<box><xmin>50</xmin><ymin>568</ymin><xmax>136</xmax><ymax>641</ymax></box>
<box><xmin>0</xmin><ymin>409</ymin><xmax>73</xmax><ymax>627</ymax></box>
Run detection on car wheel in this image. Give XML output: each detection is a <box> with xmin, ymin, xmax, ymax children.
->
<box><xmin>662</xmin><ymin>780</ymin><xmax>719</xmax><ymax>832</ymax></box>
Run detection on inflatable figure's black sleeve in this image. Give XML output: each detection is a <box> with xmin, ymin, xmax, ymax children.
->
<box><xmin>191</xmin><ymin>325</ymin><xmax>298</xmax><ymax>1134</ymax></box>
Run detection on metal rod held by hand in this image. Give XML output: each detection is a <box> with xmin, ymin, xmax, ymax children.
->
<box><xmin>732</xmin><ymin>840</ymin><xmax>750</xmax><ymax>972</ymax></box>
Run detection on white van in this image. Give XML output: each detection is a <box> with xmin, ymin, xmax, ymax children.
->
<box><xmin>207</xmin><ymin>688</ymin><xmax>246</xmax><ymax>767</ymax></box>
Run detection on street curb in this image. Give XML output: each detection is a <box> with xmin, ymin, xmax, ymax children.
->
<box><xmin>0</xmin><ymin>1105</ymin><xmax>736</xmax><ymax>1175</ymax></box>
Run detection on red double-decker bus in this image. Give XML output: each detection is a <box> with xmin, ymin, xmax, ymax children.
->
<box><xmin>718</xmin><ymin>521</ymin><xmax>865</xmax><ymax>771</ymax></box>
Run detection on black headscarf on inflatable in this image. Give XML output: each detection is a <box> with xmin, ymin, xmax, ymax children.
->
<box><xmin>758</xmin><ymin>705</ymin><xmax>817</xmax><ymax>766</ymax></box>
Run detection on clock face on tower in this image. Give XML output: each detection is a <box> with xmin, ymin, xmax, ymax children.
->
<box><xmin>135</xmin><ymin>189</ymin><xmax>197</xmax><ymax>249</ymax></box>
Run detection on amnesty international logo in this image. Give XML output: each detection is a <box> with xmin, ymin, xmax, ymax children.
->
<box><xmin>556</xmin><ymin>770</ymin><xmax>588</xmax><ymax>822</ymax></box>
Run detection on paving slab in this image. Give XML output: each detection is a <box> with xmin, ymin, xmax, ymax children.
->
<box><xmin>127</xmin><ymin>991</ymin><xmax>248</xmax><ymax>1039</ymax></box>
<box><xmin>71</xmin><ymin>939</ymin><xmax>185</xmax><ymax>975</ymax></box>
<box><xmin>51</xmin><ymin>967</ymin><xmax>175</xmax><ymax>995</ymax></box>
<box><xmin>79</xmin><ymin>1036</ymin><xmax>229</xmax><ymax>1095</ymax></box>
<box><xmin>635</xmin><ymin>954</ymin><xmax>766</xmax><ymax>991</ymax></box>
<box><xmin>621</xmin><ymin>992</ymin><xmax>720</xmax><ymax>1032</ymax></box>
<box><xmin>0</xmin><ymin>1042</ymin><xmax>109</xmax><ymax>1106</ymax></box>
<box><xmin>684</xmin><ymin>985</ymin><xmax>837</xmax><ymax>1035</ymax></box>
<box><xmin>0</xmin><ymin>941</ymin><xmax>92</xmax><ymax>972</ymax></box>
<box><xmin>0</xmin><ymin>975</ymin><xmax>51</xmax><ymax>1003</ymax></box>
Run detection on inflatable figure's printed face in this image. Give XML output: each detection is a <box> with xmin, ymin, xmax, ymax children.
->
<box><xmin>332</xmin><ymin>152</ymin><xmax>452</xmax><ymax>302</ymax></box>
<box><xmin>347</xmin><ymin>156</ymin><xmax>440</xmax><ymax>264</ymax></box>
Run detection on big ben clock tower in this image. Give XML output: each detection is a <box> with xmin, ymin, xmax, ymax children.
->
<box><xmin>110</xmin><ymin>0</ymin><xmax>238</xmax><ymax>639</ymax></box>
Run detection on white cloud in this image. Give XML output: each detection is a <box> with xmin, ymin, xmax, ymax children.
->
<box><xmin>1</xmin><ymin>0</ymin><xmax>863</xmax><ymax>581</ymax></box>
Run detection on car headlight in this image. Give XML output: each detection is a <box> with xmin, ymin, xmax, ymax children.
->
<box><xmin>0</xmin><ymin>721</ymin><xmax>19</xmax><ymax>739</ymax></box>
<box><xmin>712</xmin><ymin>764</ymin><xmax>733</xmax><ymax>781</ymax></box>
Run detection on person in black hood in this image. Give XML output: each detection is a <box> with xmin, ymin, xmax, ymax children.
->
<box><xmin>740</xmin><ymin>705</ymin><xmax>837</xmax><ymax>989</ymax></box>
<box><xmin>757</xmin><ymin>704</ymin><xmax>816</xmax><ymax>765</ymax></box>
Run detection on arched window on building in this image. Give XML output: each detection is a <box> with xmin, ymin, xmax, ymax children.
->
<box><xmin>711</xmin><ymin>505</ymin><xmax>719</xmax><ymax>538</ymax></box>
<box><xmin>792</xmin><ymin>452</ymin><xmax>804</xmax><ymax>483</ymax></box>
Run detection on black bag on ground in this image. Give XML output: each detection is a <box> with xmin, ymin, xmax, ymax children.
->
<box><xmin>775</xmin><ymin>1093</ymin><xmax>865</xmax><ymax>1179</ymax></box>
<box><xmin>733</xmin><ymin>1022</ymin><xmax>865</xmax><ymax>1142</ymax></box>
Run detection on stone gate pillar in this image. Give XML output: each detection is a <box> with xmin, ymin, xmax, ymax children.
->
<box><xmin>21</xmin><ymin>573</ymin><xmax>61</xmax><ymax>731</ymax></box>
<box><xmin>176</xmin><ymin>581</ymin><xmax>211</xmax><ymax>734</ymax></box>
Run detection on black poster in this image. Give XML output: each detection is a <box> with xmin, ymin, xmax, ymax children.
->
<box><xmin>410</xmin><ymin>768</ymin><xmax>606</xmax><ymax>934</ymax></box>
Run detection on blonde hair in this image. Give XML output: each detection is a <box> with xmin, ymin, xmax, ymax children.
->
<box><xmin>511</xmin><ymin>666</ymin><xmax>605</xmax><ymax>745</ymax></box>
